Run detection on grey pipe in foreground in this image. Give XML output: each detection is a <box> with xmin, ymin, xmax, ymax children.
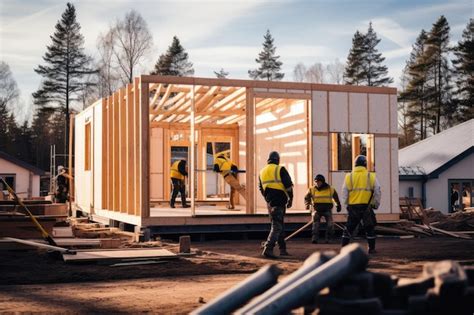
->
<box><xmin>250</xmin><ymin>243</ymin><xmax>368</xmax><ymax>315</ymax></box>
<box><xmin>236</xmin><ymin>251</ymin><xmax>336</xmax><ymax>314</ymax></box>
<box><xmin>190</xmin><ymin>264</ymin><xmax>281</xmax><ymax>315</ymax></box>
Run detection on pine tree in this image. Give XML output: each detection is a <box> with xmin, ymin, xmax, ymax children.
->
<box><xmin>214</xmin><ymin>68</ymin><xmax>229</xmax><ymax>78</ymax></box>
<box><xmin>0</xmin><ymin>102</ymin><xmax>10</xmax><ymax>152</ymax></box>
<box><xmin>452</xmin><ymin>18</ymin><xmax>474</xmax><ymax>122</ymax></box>
<box><xmin>399</xmin><ymin>30</ymin><xmax>430</xmax><ymax>140</ymax></box>
<box><xmin>248</xmin><ymin>30</ymin><xmax>284</xmax><ymax>81</ymax></box>
<box><xmin>363</xmin><ymin>22</ymin><xmax>393</xmax><ymax>86</ymax></box>
<box><xmin>424</xmin><ymin>15</ymin><xmax>453</xmax><ymax>133</ymax></box>
<box><xmin>151</xmin><ymin>36</ymin><xmax>194</xmax><ymax>77</ymax></box>
<box><xmin>33</xmin><ymin>2</ymin><xmax>96</xmax><ymax>155</ymax></box>
<box><xmin>344</xmin><ymin>31</ymin><xmax>366</xmax><ymax>85</ymax></box>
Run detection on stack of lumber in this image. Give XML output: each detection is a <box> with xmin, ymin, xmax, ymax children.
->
<box><xmin>376</xmin><ymin>219</ymin><xmax>472</xmax><ymax>239</ymax></box>
<box><xmin>69</xmin><ymin>219</ymin><xmax>136</xmax><ymax>242</ymax></box>
<box><xmin>425</xmin><ymin>208</ymin><xmax>474</xmax><ymax>231</ymax></box>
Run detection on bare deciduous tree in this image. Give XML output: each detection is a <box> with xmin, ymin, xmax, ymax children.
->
<box><xmin>305</xmin><ymin>63</ymin><xmax>325</xmax><ymax>83</ymax></box>
<box><xmin>0</xmin><ymin>61</ymin><xmax>19</xmax><ymax>110</ymax></box>
<box><xmin>326</xmin><ymin>59</ymin><xmax>345</xmax><ymax>84</ymax></box>
<box><xmin>98</xmin><ymin>10</ymin><xmax>153</xmax><ymax>86</ymax></box>
<box><xmin>293</xmin><ymin>62</ymin><xmax>307</xmax><ymax>82</ymax></box>
<box><xmin>97</xmin><ymin>31</ymin><xmax>120</xmax><ymax>97</ymax></box>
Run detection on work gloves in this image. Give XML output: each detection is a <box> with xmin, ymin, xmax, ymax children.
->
<box><xmin>336</xmin><ymin>204</ymin><xmax>342</xmax><ymax>212</ymax></box>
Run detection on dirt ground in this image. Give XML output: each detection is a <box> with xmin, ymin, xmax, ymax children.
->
<box><xmin>0</xmin><ymin>236</ymin><xmax>473</xmax><ymax>314</ymax></box>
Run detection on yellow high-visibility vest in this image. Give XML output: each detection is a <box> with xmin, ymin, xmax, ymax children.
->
<box><xmin>310</xmin><ymin>185</ymin><xmax>335</xmax><ymax>204</ymax></box>
<box><xmin>215</xmin><ymin>156</ymin><xmax>233</xmax><ymax>176</ymax></box>
<box><xmin>344</xmin><ymin>166</ymin><xmax>376</xmax><ymax>205</ymax></box>
<box><xmin>259</xmin><ymin>164</ymin><xmax>286</xmax><ymax>192</ymax></box>
<box><xmin>170</xmin><ymin>161</ymin><xmax>185</xmax><ymax>180</ymax></box>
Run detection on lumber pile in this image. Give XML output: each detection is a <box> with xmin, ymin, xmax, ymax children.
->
<box><xmin>194</xmin><ymin>244</ymin><xmax>474</xmax><ymax>315</ymax></box>
<box><xmin>69</xmin><ymin>218</ymin><xmax>136</xmax><ymax>243</ymax></box>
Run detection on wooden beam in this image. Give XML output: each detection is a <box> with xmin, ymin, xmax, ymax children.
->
<box><xmin>245</xmin><ymin>88</ymin><xmax>255</xmax><ymax>214</ymax></box>
<box><xmin>101</xmin><ymin>98</ymin><xmax>108</xmax><ymax>210</ymax></box>
<box><xmin>149</xmin><ymin>83</ymin><xmax>162</xmax><ymax>110</ymax></box>
<box><xmin>140</xmin><ymin>78</ymin><xmax>150</xmax><ymax>219</ymax></box>
<box><xmin>253</xmin><ymin>91</ymin><xmax>311</xmax><ymax>100</ymax></box>
<box><xmin>194</xmin><ymin>85</ymin><xmax>221</xmax><ymax>112</ymax></box>
<box><xmin>154</xmin><ymin>84</ymin><xmax>173</xmax><ymax>112</ymax></box>
<box><xmin>119</xmin><ymin>87</ymin><xmax>127</xmax><ymax>213</ymax></box>
<box><xmin>134</xmin><ymin>78</ymin><xmax>140</xmax><ymax>216</ymax></box>
<box><xmin>107</xmin><ymin>96</ymin><xmax>113</xmax><ymax>210</ymax></box>
<box><xmin>113</xmin><ymin>91</ymin><xmax>119</xmax><ymax>212</ymax></box>
<box><xmin>127</xmin><ymin>83</ymin><xmax>135</xmax><ymax>215</ymax></box>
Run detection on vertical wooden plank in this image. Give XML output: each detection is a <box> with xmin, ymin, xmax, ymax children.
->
<box><xmin>134</xmin><ymin>78</ymin><xmax>140</xmax><ymax>216</ymax></box>
<box><xmin>113</xmin><ymin>91</ymin><xmax>120</xmax><ymax>212</ymax></box>
<box><xmin>245</xmin><ymin>88</ymin><xmax>255</xmax><ymax>214</ymax></box>
<box><xmin>163</xmin><ymin>127</ymin><xmax>170</xmax><ymax>201</ymax></box>
<box><xmin>119</xmin><ymin>87</ymin><xmax>127</xmax><ymax>213</ymax></box>
<box><xmin>68</xmin><ymin>114</ymin><xmax>75</xmax><ymax>204</ymax></box>
<box><xmin>190</xmin><ymin>85</ymin><xmax>196</xmax><ymax>216</ymax></box>
<box><xmin>127</xmin><ymin>84</ymin><xmax>135</xmax><ymax>215</ymax></box>
<box><xmin>107</xmin><ymin>96</ymin><xmax>113</xmax><ymax>210</ymax></box>
<box><xmin>140</xmin><ymin>79</ymin><xmax>150</xmax><ymax>219</ymax></box>
<box><xmin>102</xmin><ymin>98</ymin><xmax>108</xmax><ymax>210</ymax></box>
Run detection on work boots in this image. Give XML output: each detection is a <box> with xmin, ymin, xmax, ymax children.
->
<box><xmin>368</xmin><ymin>238</ymin><xmax>377</xmax><ymax>254</ymax></box>
<box><xmin>279</xmin><ymin>248</ymin><xmax>291</xmax><ymax>256</ymax></box>
<box><xmin>261</xmin><ymin>247</ymin><xmax>277</xmax><ymax>259</ymax></box>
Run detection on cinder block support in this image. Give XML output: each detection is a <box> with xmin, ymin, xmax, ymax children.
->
<box><xmin>135</xmin><ymin>225</ymin><xmax>151</xmax><ymax>242</ymax></box>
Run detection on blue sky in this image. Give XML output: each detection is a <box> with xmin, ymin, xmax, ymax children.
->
<box><xmin>0</xmin><ymin>0</ymin><xmax>472</xmax><ymax>121</ymax></box>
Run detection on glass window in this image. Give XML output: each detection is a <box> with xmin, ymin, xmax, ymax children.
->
<box><xmin>330</xmin><ymin>133</ymin><xmax>375</xmax><ymax>171</ymax></box>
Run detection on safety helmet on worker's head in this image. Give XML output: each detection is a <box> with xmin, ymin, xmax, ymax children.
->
<box><xmin>314</xmin><ymin>174</ymin><xmax>325</xmax><ymax>183</ymax></box>
<box><xmin>354</xmin><ymin>155</ymin><xmax>367</xmax><ymax>167</ymax></box>
<box><xmin>58</xmin><ymin>165</ymin><xmax>65</xmax><ymax>173</ymax></box>
<box><xmin>267</xmin><ymin>151</ymin><xmax>280</xmax><ymax>164</ymax></box>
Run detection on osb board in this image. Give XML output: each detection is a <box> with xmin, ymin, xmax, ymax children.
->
<box><xmin>349</xmin><ymin>93</ymin><xmax>368</xmax><ymax>133</ymax></box>
<box><xmin>329</xmin><ymin>92</ymin><xmax>349</xmax><ymax>132</ymax></box>
<box><xmin>311</xmin><ymin>91</ymin><xmax>327</xmax><ymax>132</ymax></box>
<box><xmin>63</xmin><ymin>248</ymin><xmax>177</xmax><ymax>262</ymax></box>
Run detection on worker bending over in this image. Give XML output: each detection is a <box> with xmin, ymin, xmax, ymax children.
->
<box><xmin>304</xmin><ymin>174</ymin><xmax>341</xmax><ymax>244</ymax></box>
<box><xmin>213</xmin><ymin>154</ymin><xmax>246</xmax><ymax>210</ymax></box>
<box><xmin>341</xmin><ymin>155</ymin><xmax>381</xmax><ymax>254</ymax></box>
<box><xmin>259</xmin><ymin>151</ymin><xmax>293</xmax><ymax>259</ymax></box>
<box><xmin>170</xmin><ymin>159</ymin><xmax>189</xmax><ymax>208</ymax></box>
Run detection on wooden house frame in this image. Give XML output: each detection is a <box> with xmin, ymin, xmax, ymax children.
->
<box><xmin>73</xmin><ymin>75</ymin><xmax>399</xmax><ymax>233</ymax></box>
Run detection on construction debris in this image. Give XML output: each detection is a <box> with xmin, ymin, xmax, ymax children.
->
<box><xmin>62</xmin><ymin>248</ymin><xmax>178</xmax><ymax>263</ymax></box>
<box><xmin>196</xmin><ymin>244</ymin><xmax>474</xmax><ymax>315</ymax></box>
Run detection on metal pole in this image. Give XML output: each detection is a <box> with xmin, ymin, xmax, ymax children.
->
<box><xmin>249</xmin><ymin>243</ymin><xmax>368</xmax><ymax>315</ymax></box>
<box><xmin>236</xmin><ymin>251</ymin><xmax>335</xmax><ymax>314</ymax></box>
<box><xmin>191</xmin><ymin>264</ymin><xmax>281</xmax><ymax>315</ymax></box>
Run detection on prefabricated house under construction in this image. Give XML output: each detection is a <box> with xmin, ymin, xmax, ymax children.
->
<box><xmin>73</xmin><ymin>75</ymin><xmax>399</xmax><ymax>235</ymax></box>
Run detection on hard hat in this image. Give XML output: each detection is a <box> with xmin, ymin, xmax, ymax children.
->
<box><xmin>314</xmin><ymin>174</ymin><xmax>325</xmax><ymax>182</ymax></box>
<box><xmin>58</xmin><ymin>165</ymin><xmax>65</xmax><ymax>173</ymax></box>
<box><xmin>354</xmin><ymin>155</ymin><xmax>367</xmax><ymax>167</ymax></box>
<box><xmin>267</xmin><ymin>151</ymin><xmax>280</xmax><ymax>163</ymax></box>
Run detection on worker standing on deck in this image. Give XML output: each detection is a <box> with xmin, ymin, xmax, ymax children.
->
<box><xmin>341</xmin><ymin>155</ymin><xmax>381</xmax><ymax>254</ymax></box>
<box><xmin>213</xmin><ymin>154</ymin><xmax>246</xmax><ymax>210</ymax></box>
<box><xmin>170</xmin><ymin>159</ymin><xmax>189</xmax><ymax>208</ymax></box>
<box><xmin>259</xmin><ymin>151</ymin><xmax>293</xmax><ymax>259</ymax></box>
<box><xmin>305</xmin><ymin>174</ymin><xmax>342</xmax><ymax>244</ymax></box>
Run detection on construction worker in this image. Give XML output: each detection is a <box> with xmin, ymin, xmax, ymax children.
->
<box><xmin>341</xmin><ymin>155</ymin><xmax>381</xmax><ymax>254</ymax></box>
<box><xmin>213</xmin><ymin>154</ymin><xmax>246</xmax><ymax>209</ymax></box>
<box><xmin>55</xmin><ymin>166</ymin><xmax>71</xmax><ymax>203</ymax></box>
<box><xmin>170</xmin><ymin>159</ymin><xmax>189</xmax><ymax>208</ymax></box>
<box><xmin>259</xmin><ymin>151</ymin><xmax>293</xmax><ymax>259</ymax></box>
<box><xmin>304</xmin><ymin>174</ymin><xmax>342</xmax><ymax>244</ymax></box>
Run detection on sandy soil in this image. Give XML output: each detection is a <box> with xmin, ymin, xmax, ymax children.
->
<box><xmin>0</xmin><ymin>237</ymin><xmax>473</xmax><ymax>314</ymax></box>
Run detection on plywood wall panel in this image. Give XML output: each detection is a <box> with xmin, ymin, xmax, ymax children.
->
<box><xmin>349</xmin><ymin>93</ymin><xmax>368</xmax><ymax>133</ymax></box>
<box><xmin>329</xmin><ymin>92</ymin><xmax>348</xmax><ymax>132</ymax></box>
<box><xmin>312</xmin><ymin>91</ymin><xmax>327</xmax><ymax>132</ymax></box>
<box><xmin>330</xmin><ymin>171</ymin><xmax>347</xmax><ymax>213</ymax></box>
<box><xmin>312</xmin><ymin>135</ymin><xmax>328</xmax><ymax>180</ymax></box>
<box><xmin>369</xmin><ymin>94</ymin><xmax>389</xmax><ymax>133</ymax></box>
<box><xmin>93</xmin><ymin>104</ymin><xmax>102</xmax><ymax>211</ymax></box>
<box><xmin>374</xmin><ymin>137</ymin><xmax>390</xmax><ymax>213</ymax></box>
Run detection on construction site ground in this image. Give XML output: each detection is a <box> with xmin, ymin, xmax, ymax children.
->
<box><xmin>1</xmin><ymin>236</ymin><xmax>473</xmax><ymax>314</ymax></box>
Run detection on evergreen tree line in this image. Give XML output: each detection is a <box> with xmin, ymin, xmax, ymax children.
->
<box><xmin>1</xmin><ymin>2</ymin><xmax>472</xmax><ymax>170</ymax></box>
<box><xmin>398</xmin><ymin>16</ymin><xmax>473</xmax><ymax>147</ymax></box>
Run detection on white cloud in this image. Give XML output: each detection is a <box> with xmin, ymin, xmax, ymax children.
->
<box><xmin>365</xmin><ymin>18</ymin><xmax>418</xmax><ymax>48</ymax></box>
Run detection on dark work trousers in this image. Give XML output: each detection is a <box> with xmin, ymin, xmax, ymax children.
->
<box><xmin>342</xmin><ymin>205</ymin><xmax>377</xmax><ymax>249</ymax></box>
<box><xmin>312</xmin><ymin>210</ymin><xmax>334</xmax><ymax>241</ymax></box>
<box><xmin>170</xmin><ymin>178</ymin><xmax>186</xmax><ymax>207</ymax></box>
<box><xmin>264</xmin><ymin>204</ymin><xmax>286</xmax><ymax>250</ymax></box>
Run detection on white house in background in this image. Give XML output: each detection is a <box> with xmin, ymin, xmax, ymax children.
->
<box><xmin>0</xmin><ymin>150</ymin><xmax>45</xmax><ymax>198</ymax></box>
<box><xmin>399</xmin><ymin>119</ymin><xmax>474</xmax><ymax>214</ymax></box>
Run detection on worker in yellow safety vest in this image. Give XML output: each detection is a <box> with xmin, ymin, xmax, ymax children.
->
<box><xmin>258</xmin><ymin>151</ymin><xmax>293</xmax><ymax>259</ymax></box>
<box><xmin>341</xmin><ymin>155</ymin><xmax>381</xmax><ymax>254</ymax></box>
<box><xmin>304</xmin><ymin>174</ymin><xmax>341</xmax><ymax>244</ymax></box>
<box><xmin>170</xmin><ymin>160</ymin><xmax>189</xmax><ymax>208</ymax></box>
<box><xmin>213</xmin><ymin>154</ymin><xmax>246</xmax><ymax>210</ymax></box>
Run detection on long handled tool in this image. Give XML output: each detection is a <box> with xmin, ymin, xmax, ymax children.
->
<box><xmin>285</xmin><ymin>220</ymin><xmax>312</xmax><ymax>242</ymax></box>
<box><xmin>0</xmin><ymin>177</ymin><xmax>58</xmax><ymax>247</ymax></box>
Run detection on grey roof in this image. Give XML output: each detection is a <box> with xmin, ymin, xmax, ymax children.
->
<box><xmin>399</xmin><ymin>119</ymin><xmax>474</xmax><ymax>176</ymax></box>
<box><xmin>0</xmin><ymin>150</ymin><xmax>46</xmax><ymax>175</ymax></box>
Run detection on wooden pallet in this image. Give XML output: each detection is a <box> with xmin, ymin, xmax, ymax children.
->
<box><xmin>399</xmin><ymin>197</ymin><xmax>425</xmax><ymax>222</ymax></box>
